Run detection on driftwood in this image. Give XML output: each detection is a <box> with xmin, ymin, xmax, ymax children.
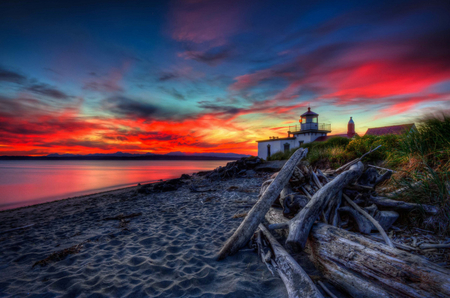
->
<box><xmin>367</xmin><ymin>196</ymin><xmax>439</xmax><ymax>214</ymax></box>
<box><xmin>217</xmin><ymin>148</ymin><xmax>308</xmax><ymax>260</ymax></box>
<box><xmin>419</xmin><ymin>243</ymin><xmax>450</xmax><ymax>250</ymax></box>
<box><xmin>286</xmin><ymin>162</ymin><xmax>364</xmax><ymax>251</ymax></box>
<box><xmin>266</xmin><ymin>208</ymin><xmax>391</xmax><ymax>297</ymax></box>
<box><xmin>258</xmin><ymin>224</ymin><xmax>324</xmax><ymax>298</ymax></box>
<box><xmin>368</xmin><ymin>164</ymin><xmax>397</xmax><ymax>173</ymax></box>
<box><xmin>339</xmin><ymin>206</ymin><xmax>372</xmax><ymax>234</ymax></box>
<box><xmin>374</xmin><ymin>170</ymin><xmax>392</xmax><ymax>187</ymax></box>
<box><xmin>308</xmin><ymin>223</ymin><xmax>450</xmax><ymax>298</ymax></box>
<box><xmin>317</xmin><ymin>281</ymin><xmax>337</xmax><ymax>298</ymax></box>
<box><xmin>343</xmin><ymin>193</ymin><xmax>394</xmax><ymax>247</ymax></box>
<box><xmin>281</xmin><ymin>194</ymin><xmax>309</xmax><ymax>218</ymax></box>
<box><xmin>266</xmin><ymin>208</ymin><xmax>450</xmax><ymax>298</ymax></box>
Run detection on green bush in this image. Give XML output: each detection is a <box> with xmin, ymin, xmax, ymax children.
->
<box><xmin>346</xmin><ymin>134</ymin><xmax>401</xmax><ymax>162</ymax></box>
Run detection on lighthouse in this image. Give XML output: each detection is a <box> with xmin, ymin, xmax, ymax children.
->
<box><xmin>256</xmin><ymin>107</ymin><xmax>331</xmax><ymax>160</ymax></box>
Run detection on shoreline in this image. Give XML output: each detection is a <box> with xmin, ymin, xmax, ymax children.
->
<box><xmin>0</xmin><ymin>159</ymin><xmax>237</xmax><ymax>212</ymax></box>
<box><xmin>0</xmin><ymin>163</ymin><xmax>293</xmax><ymax>297</ymax></box>
<box><xmin>0</xmin><ymin>178</ymin><xmax>167</xmax><ymax>213</ymax></box>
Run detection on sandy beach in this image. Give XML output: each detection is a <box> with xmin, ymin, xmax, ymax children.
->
<box><xmin>0</xmin><ymin>169</ymin><xmax>294</xmax><ymax>297</ymax></box>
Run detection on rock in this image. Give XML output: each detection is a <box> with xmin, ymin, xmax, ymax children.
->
<box><xmin>153</xmin><ymin>178</ymin><xmax>184</xmax><ymax>192</ymax></box>
<box><xmin>137</xmin><ymin>184</ymin><xmax>152</xmax><ymax>194</ymax></box>
<box><xmin>180</xmin><ymin>174</ymin><xmax>190</xmax><ymax>180</ymax></box>
<box><xmin>196</xmin><ymin>171</ymin><xmax>212</xmax><ymax>177</ymax></box>
<box><xmin>246</xmin><ymin>170</ymin><xmax>256</xmax><ymax>177</ymax></box>
<box><xmin>254</xmin><ymin>160</ymin><xmax>287</xmax><ymax>172</ymax></box>
<box><xmin>373</xmin><ymin>211</ymin><xmax>399</xmax><ymax>231</ymax></box>
<box><xmin>207</xmin><ymin>172</ymin><xmax>221</xmax><ymax>181</ymax></box>
<box><xmin>238</xmin><ymin>169</ymin><xmax>247</xmax><ymax>175</ymax></box>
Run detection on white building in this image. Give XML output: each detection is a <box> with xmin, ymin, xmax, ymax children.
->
<box><xmin>257</xmin><ymin>108</ymin><xmax>356</xmax><ymax>160</ymax></box>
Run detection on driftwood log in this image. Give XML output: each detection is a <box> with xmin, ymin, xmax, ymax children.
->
<box><xmin>367</xmin><ymin>196</ymin><xmax>439</xmax><ymax>214</ymax></box>
<box><xmin>286</xmin><ymin>162</ymin><xmax>364</xmax><ymax>251</ymax></box>
<box><xmin>308</xmin><ymin>223</ymin><xmax>450</xmax><ymax>298</ymax></box>
<box><xmin>266</xmin><ymin>207</ymin><xmax>450</xmax><ymax>298</ymax></box>
<box><xmin>258</xmin><ymin>224</ymin><xmax>324</xmax><ymax>298</ymax></box>
<box><xmin>217</xmin><ymin>148</ymin><xmax>308</xmax><ymax>260</ymax></box>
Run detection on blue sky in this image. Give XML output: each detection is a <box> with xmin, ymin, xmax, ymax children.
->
<box><xmin>0</xmin><ymin>0</ymin><xmax>449</xmax><ymax>155</ymax></box>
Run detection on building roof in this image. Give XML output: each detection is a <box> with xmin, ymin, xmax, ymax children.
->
<box><xmin>365</xmin><ymin>123</ymin><xmax>415</xmax><ymax>136</ymax></box>
<box><xmin>300</xmin><ymin>107</ymin><xmax>318</xmax><ymax>117</ymax></box>
<box><xmin>314</xmin><ymin>134</ymin><xmax>354</xmax><ymax>142</ymax></box>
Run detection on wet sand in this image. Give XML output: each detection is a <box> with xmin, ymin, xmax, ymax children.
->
<box><xmin>0</xmin><ymin>173</ymin><xmax>288</xmax><ymax>297</ymax></box>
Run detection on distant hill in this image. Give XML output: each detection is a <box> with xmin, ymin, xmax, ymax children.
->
<box><xmin>0</xmin><ymin>151</ymin><xmax>251</xmax><ymax>160</ymax></box>
<box><xmin>164</xmin><ymin>152</ymin><xmax>250</xmax><ymax>158</ymax></box>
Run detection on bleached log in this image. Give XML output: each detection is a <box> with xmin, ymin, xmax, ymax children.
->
<box><xmin>259</xmin><ymin>224</ymin><xmax>324</xmax><ymax>298</ymax></box>
<box><xmin>265</xmin><ymin>208</ymin><xmax>392</xmax><ymax>297</ymax></box>
<box><xmin>286</xmin><ymin>162</ymin><xmax>364</xmax><ymax>251</ymax></box>
<box><xmin>367</xmin><ymin>196</ymin><xmax>439</xmax><ymax>214</ymax></box>
<box><xmin>338</xmin><ymin>206</ymin><xmax>372</xmax><ymax>234</ymax></box>
<box><xmin>311</xmin><ymin>170</ymin><xmax>323</xmax><ymax>188</ymax></box>
<box><xmin>308</xmin><ymin>223</ymin><xmax>450</xmax><ymax>298</ymax></box>
<box><xmin>217</xmin><ymin>148</ymin><xmax>308</xmax><ymax>260</ymax></box>
<box><xmin>419</xmin><ymin>243</ymin><xmax>450</xmax><ymax>250</ymax></box>
<box><xmin>368</xmin><ymin>164</ymin><xmax>397</xmax><ymax>173</ymax></box>
<box><xmin>317</xmin><ymin>281</ymin><xmax>337</xmax><ymax>298</ymax></box>
<box><xmin>281</xmin><ymin>194</ymin><xmax>309</xmax><ymax>218</ymax></box>
<box><xmin>343</xmin><ymin>193</ymin><xmax>394</xmax><ymax>247</ymax></box>
<box><xmin>374</xmin><ymin>170</ymin><xmax>392</xmax><ymax>187</ymax></box>
<box><xmin>265</xmin><ymin>208</ymin><xmax>450</xmax><ymax>298</ymax></box>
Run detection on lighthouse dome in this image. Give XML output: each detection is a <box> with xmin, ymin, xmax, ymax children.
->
<box><xmin>300</xmin><ymin>107</ymin><xmax>319</xmax><ymax>117</ymax></box>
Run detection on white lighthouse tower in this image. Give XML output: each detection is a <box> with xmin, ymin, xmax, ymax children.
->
<box><xmin>257</xmin><ymin>107</ymin><xmax>331</xmax><ymax>160</ymax></box>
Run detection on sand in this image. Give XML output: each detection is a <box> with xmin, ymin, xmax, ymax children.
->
<box><xmin>0</xmin><ymin>173</ymin><xmax>289</xmax><ymax>297</ymax></box>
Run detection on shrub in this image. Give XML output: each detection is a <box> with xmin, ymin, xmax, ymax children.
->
<box><xmin>346</xmin><ymin>134</ymin><xmax>401</xmax><ymax>162</ymax></box>
<box><xmin>391</xmin><ymin>113</ymin><xmax>450</xmax><ymax>169</ymax></box>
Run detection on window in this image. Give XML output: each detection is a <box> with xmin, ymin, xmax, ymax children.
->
<box><xmin>301</xmin><ymin>118</ymin><xmax>306</xmax><ymax>123</ymax></box>
<box><xmin>312</xmin><ymin>117</ymin><xmax>318</xmax><ymax>123</ymax></box>
<box><xmin>284</xmin><ymin>143</ymin><xmax>290</xmax><ymax>153</ymax></box>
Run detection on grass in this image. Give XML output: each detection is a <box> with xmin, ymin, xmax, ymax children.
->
<box><xmin>266</xmin><ymin>113</ymin><xmax>450</xmax><ymax>234</ymax></box>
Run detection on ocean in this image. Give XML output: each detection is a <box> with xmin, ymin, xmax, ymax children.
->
<box><xmin>0</xmin><ymin>160</ymin><xmax>231</xmax><ymax>210</ymax></box>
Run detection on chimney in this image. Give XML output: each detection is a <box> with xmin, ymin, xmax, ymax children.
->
<box><xmin>347</xmin><ymin>117</ymin><xmax>355</xmax><ymax>138</ymax></box>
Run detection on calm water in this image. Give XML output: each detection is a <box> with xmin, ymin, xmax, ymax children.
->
<box><xmin>0</xmin><ymin>160</ymin><xmax>231</xmax><ymax>210</ymax></box>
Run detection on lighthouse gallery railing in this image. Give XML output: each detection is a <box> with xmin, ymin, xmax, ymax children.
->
<box><xmin>288</xmin><ymin>123</ymin><xmax>331</xmax><ymax>133</ymax></box>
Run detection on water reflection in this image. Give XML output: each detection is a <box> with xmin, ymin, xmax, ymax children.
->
<box><xmin>0</xmin><ymin>160</ymin><xmax>231</xmax><ymax>210</ymax></box>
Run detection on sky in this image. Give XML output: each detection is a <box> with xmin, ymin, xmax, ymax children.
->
<box><xmin>0</xmin><ymin>0</ymin><xmax>449</xmax><ymax>156</ymax></box>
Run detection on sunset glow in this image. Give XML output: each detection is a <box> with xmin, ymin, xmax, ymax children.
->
<box><xmin>1</xmin><ymin>0</ymin><xmax>449</xmax><ymax>156</ymax></box>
